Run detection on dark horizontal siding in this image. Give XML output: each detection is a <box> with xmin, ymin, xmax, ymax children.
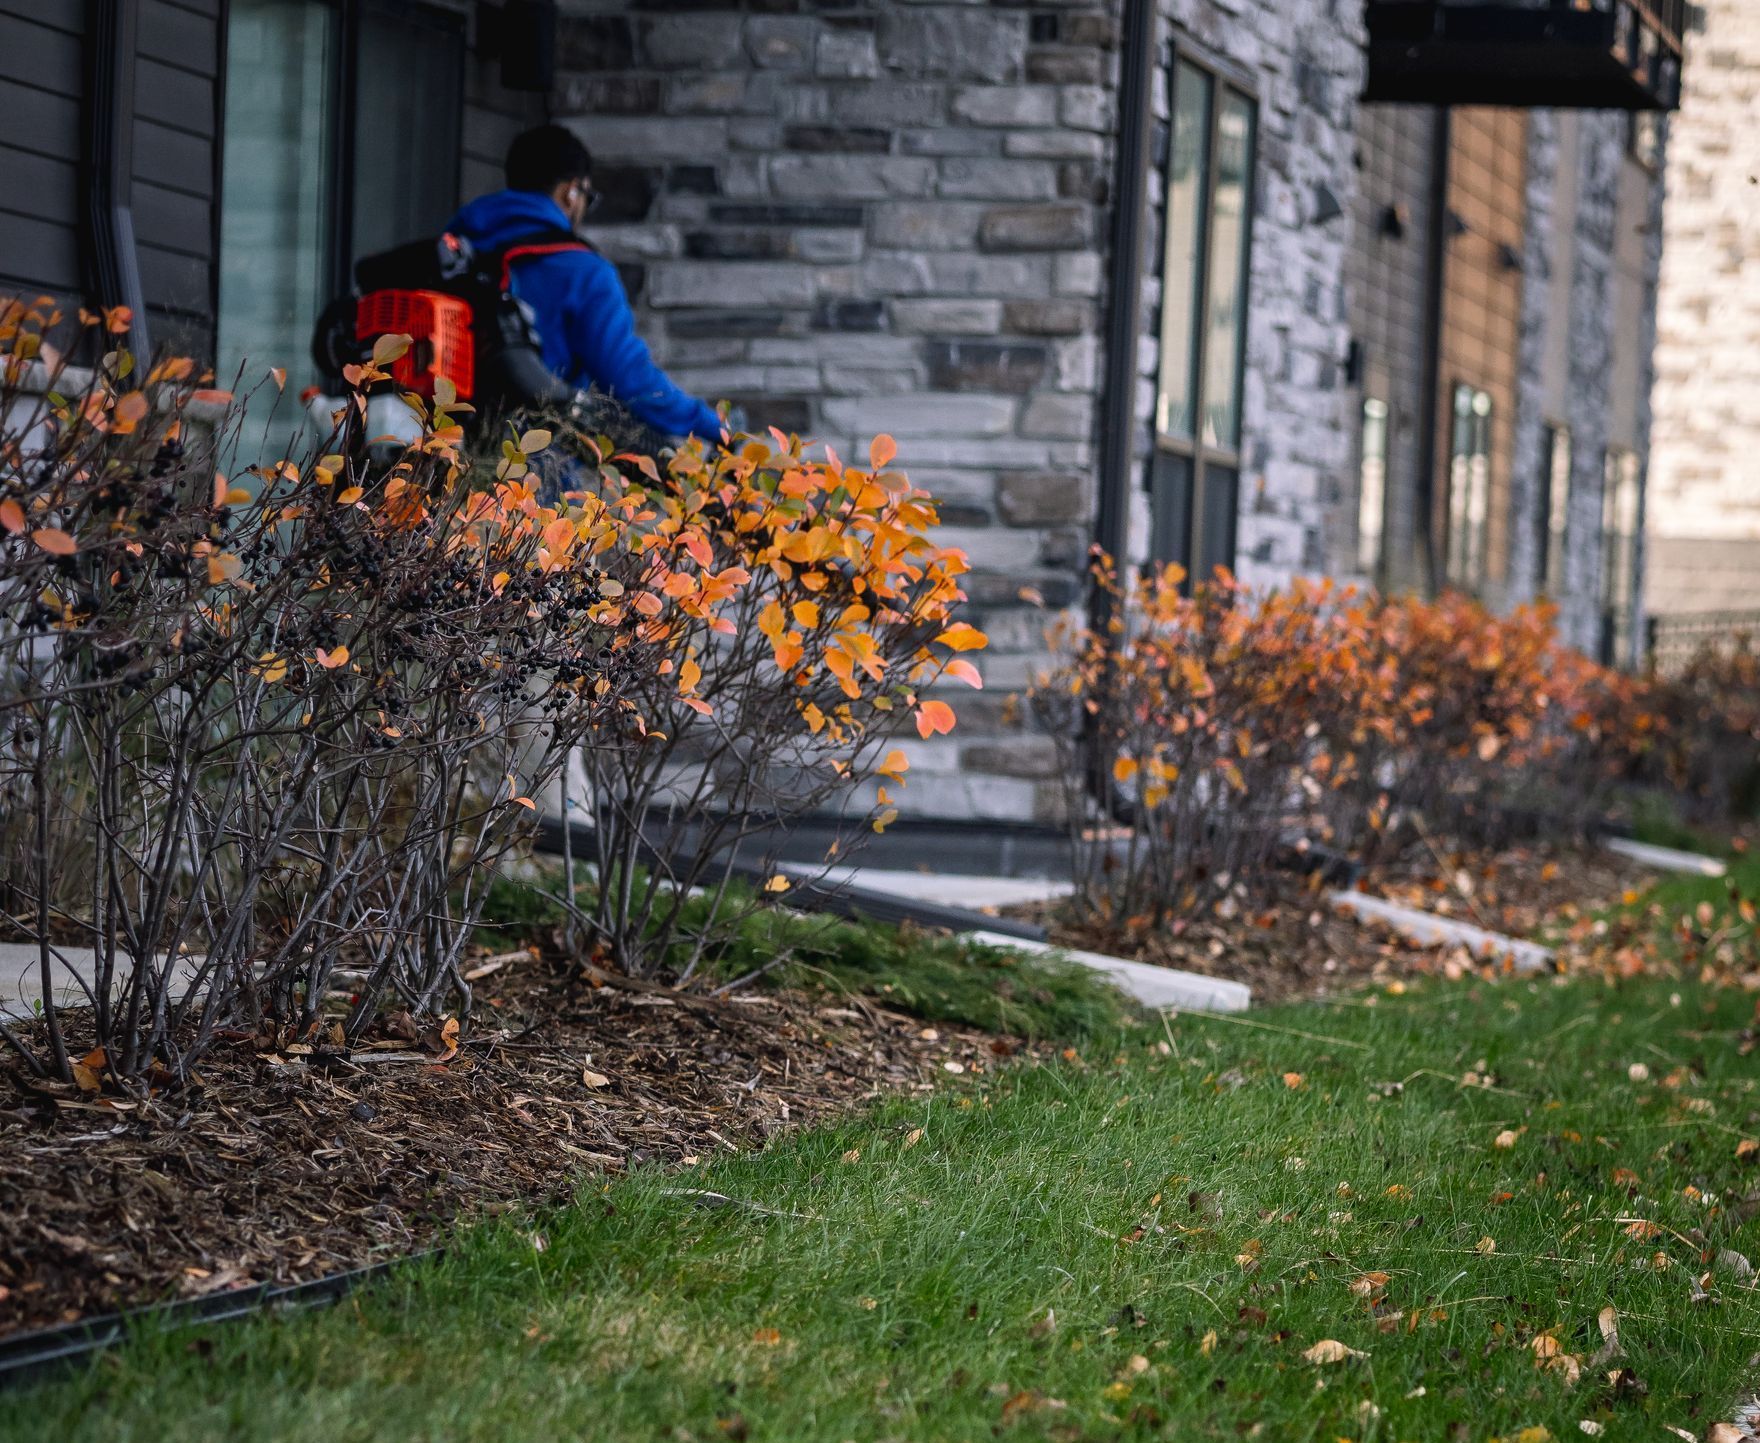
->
<box><xmin>134</xmin><ymin>180</ymin><xmax>212</xmax><ymax>259</ymax></box>
<box><xmin>0</xmin><ymin>212</ymin><xmax>81</xmax><ymax>292</ymax></box>
<box><xmin>0</xmin><ymin>146</ymin><xmax>77</xmax><ymax>226</ymax></box>
<box><xmin>135</xmin><ymin>119</ymin><xmax>214</xmax><ymax>197</ymax></box>
<box><xmin>0</xmin><ymin>73</ymin><xmax>82</xmax><ymax>164</ymax></box>
<box><xmin>135</xmin><ymin>56</ymin><xmax>214</xmax><ymax>136</ymax></box>
<box><xmin>0</xmin><ymin>0</ymin><xmax>81</xmax><ymax>37</ymax></box>
<box><xmin>138</xmin><ymin>0</ymin><xmax>217</xmax><ymax>71</ymax></box>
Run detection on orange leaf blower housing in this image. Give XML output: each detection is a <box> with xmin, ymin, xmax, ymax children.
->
<box><xmin>354</xmin><ymin>288</ymin><xmax>475</xmax><ymax>400</ymax></box>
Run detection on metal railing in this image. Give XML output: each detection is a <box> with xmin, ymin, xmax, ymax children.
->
<box><xmin>1645</xmin><ymin>610</ymin><xmax>1760</xmax><ymax>673</ymax></box>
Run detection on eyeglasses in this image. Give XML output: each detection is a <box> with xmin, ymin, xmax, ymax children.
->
<box><xmin>570</xmin><ymin>182</ymin><xmax>602</xmax><ymax>217</ymax></box>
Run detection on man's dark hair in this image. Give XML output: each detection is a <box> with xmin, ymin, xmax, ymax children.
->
<box><xmin>505</xmin><ymin>124</ymin><xmax>593</xmax><ymax>193</ymax></box>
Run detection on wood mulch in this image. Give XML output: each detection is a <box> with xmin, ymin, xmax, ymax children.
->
<box><xmin>0</xmin><ymin>958</ymin><xmax>1016</xmax><ymax>1339</ymax></box>
<box><xmin>1017</xmin><ymin>840</ymin><xmax>1665</xmax><ymax>1004</ymax></box>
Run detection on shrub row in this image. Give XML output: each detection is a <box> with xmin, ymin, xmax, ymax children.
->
<box><xmin>1031</xmin><ymin>556</ymin><xmax>1659</xmax><ymax>931</ymax></box>
<box><xmin>0</xmin><ymin>299</ymin><xmax>982</xmax><ymax>1085</ymax></box>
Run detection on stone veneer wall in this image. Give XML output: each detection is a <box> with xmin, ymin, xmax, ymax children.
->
<box><xmin>552</xmin><ymin>0</ymin><xmax>1126</xmax><ymax>822</ymax></box>
<box><xmin>1649</xmin><ymin>0</ymin><xmax>1760</xmax><ymax>616</ymax></box>
<box><xmin>1122</xmin><ymin>1</ymin><xmax>1366</xmax><ymax>586</ymax></box>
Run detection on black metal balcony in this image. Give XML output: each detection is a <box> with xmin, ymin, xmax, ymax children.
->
<box><xmin>1364</xmin><ymin>0</ymin><xmax>1684</xmax><ymax>111</ymax></box>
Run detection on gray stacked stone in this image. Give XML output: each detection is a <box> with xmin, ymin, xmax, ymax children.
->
<box><xmin>554</xmin><ymin>0</ymin><xmax>1122</xmax><ymax>821</ymax></box>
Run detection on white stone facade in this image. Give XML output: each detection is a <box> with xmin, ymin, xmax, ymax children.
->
<box><xmin>1649</xmin><ymin>0</ymin><xmax>1760</xmax><ymax>616</ymax></box>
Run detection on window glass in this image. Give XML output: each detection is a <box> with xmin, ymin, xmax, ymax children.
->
<box><xmin>216</xmin><ymin>0</ymin><xmax>336</xmax><ymax>408</ymax></box>
<box><xmin>1446</xmin><ymin>384</ymin><xmax>1493</xmax><ymax>589</ymax></box>
<box><xmin>1539</xmin><ymin>422</ymin><xmax>1572</xmax><ymax>594</ymax></box>
<box><xmin>1149</xmin><ymin>450</ymin><xmax>1195</xmax><ymax>575</ymax></box>
<box><xmin>1200</xmin><ymin>91</ymin><xmax>1254</xmax><ymax>451</ymax></box>
<box><xmin>1155</xmin><ymin>62</ymin><xmax>1211</xmax><ymax>441</ymax></box>
<box><xmin>1601</xmin><ymin>447</ymin><xmax>1641</xmax><ymax>663</ymax></box>
<box><xmin>1196</xmin><ymin>463</ymin><xmax>1238</xmax><ymax>582</ymax></box>
<box><xmin>351</xmin><ymin>3</ymin><xmax>466</xmax><ymax>264</ymax></box>
<box><xmin>1357</xmin><ymin>397</ymin><xmax>1389</xmax><ymax>578</ymax></box>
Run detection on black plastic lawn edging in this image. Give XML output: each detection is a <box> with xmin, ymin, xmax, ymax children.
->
<box><xmin>0</xmin><ymin>1252</ymin><xmax>437</xmax><ymax>1392</ymax></box>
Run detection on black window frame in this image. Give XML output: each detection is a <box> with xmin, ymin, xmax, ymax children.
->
<box><xmin>1148</xmin><ymin>41</ymin><xmax>1259</xmax><ymax>583</ymax></box>
<box><xmin>216</xmin><ymin>0</ymin><xmax>467</xmax><ymax>357</ymax></box>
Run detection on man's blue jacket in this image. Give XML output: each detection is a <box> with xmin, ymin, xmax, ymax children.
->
<box><xmin>447</xmin><ymin>188</ymin><xmax>722</xmax><ymax>441</ymax></box>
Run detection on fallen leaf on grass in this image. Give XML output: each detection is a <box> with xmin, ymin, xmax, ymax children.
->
<box><xmin>1737</xmin><ymin>1138</ymin><xmax>1759</xmax><ymax>1162</ymax></box>
<box><xmin>1199</xmin><ymin>1328</ymin><xmax>1217</xmax><ymax>1356</ymax></box>
<box><xmin>751</xmin><ymin>1327</ymin><xmax>782</xmax><ymax>1346</ymax></box>
<box><xmin>1349</xmin><ymin>1271</ymin><xmax>1390</xmax><ymax>1298</ymax></box>
<box><xmin>1475</xmin><ymin>1236</ymin><xmax>1497</xmax><ymax>1254</ymax></box>
<box><xmin>1301</xmin><ymin>1338</ymin><xmax>1366</xmax><ymax>1364</ymax></box>
<box><xmin>1282</xmin><ymin>1072</ymin><xmax>1304</xmax><ymax>1089</ymax></box>
<box><xmin>1494</xmin><ymin>1128</ymin><xmax>1522</xmax><ymax>1149</ymax></box>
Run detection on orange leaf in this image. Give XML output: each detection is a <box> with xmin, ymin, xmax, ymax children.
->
<box><xmin>914</xmin><ymin>699</ymin><xmax>956</xmax><ymax>739</ymax></box>
<box><xmin>315</xmin><ymin>645</ymin><xmax>350</xmax><ymax>669</ymax></box>
<box><xmin>942</xmin><ymin>658</ymin><xmax>982</xmax><ymax>689</ymax></box>
<box><xmin>869</xmin><ymin>433</ymin><xmax>897</xmax><ymax>471</ymax></box>
<box><xmin>31</xmin><ymin>527</ymin><xmax>76</xmax><ymax>556</ymax></box>
<box><xmin>935</xmin><ymin>622</ymin><xmax>987</xmax><ymax>652</ymax></box>
<box><xmin>0</xmin><ymin>499</ymin><xmax>24</xmax><ymax>533</ymax></box>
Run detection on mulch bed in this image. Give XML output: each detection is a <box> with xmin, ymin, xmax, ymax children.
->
<box><xmin>1016</xmin><ymin>840</ymin><xmax>1665</xmax><ymax>1004</ymax></box>
<box><xmin>0</xmin><ymin>959</ymin><xmax>1014</xmax><ymax>1339</ymax></box>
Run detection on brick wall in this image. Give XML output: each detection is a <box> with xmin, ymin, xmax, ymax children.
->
<box><xmin>1649</xmin><ymin>0</ymin><xmax>1760</xmax><ymax>614</ymax></box>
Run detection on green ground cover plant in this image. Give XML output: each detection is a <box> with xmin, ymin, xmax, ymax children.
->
<box><xmin>473</xmin><ymin>865</ymin><xmax>1137</xmax><ymax>1040</ymax></box>
<box><xmin>14</xmin><ymin>966</ymin><xmax>1758</xmax><ymax>1442</ymax></box>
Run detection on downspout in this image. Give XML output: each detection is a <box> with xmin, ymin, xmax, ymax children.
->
<box><xmin>1086</xmin><ymin>0</ymin><xmax>1157</xmax><ymax>810</ymax></box>
<box><xmin>1413</xmin><ymin>104</ymin><xmax>1451</xmax><ymax>594</ymax></box>
<box><xmin>1094</xmin><ymin>0</ymin><xmax>1157</xmax><ymax>591</ymax></box>
<box><xmin>83</xmin><ymin>0</ymin><xmax>151</xmax><ymax>358</ymax></box>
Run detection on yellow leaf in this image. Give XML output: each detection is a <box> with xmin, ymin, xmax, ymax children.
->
<box><xmin>792</xmin><ymin>600</ymin><xmax>820</xmax><ymax>629</ymax></box>
<box><xmin>1301</xmin><ymin>1339</ymin><xmax>1366</xmax><ymax>1365</ymax></box>
<box><xmin>878</xmin><ymin>748</ymin><xmax>909</xmax><ymax>782</ymax></box>
<box><xmin>1112</xmin><ymin>756</ymin><xmax>1139</xmax><ymax>783</ymax></box>
<box><xmin>371</xmin><ymin>332</ymin><xmax>411</xmax><ymax>365</ymax></box>
<box><xmin>765</xmin><ymin>874</ymin><xmax>791</xmax><ymax>893</ymax></box>
<box><xmin>1475</xmin><ymin>1236</ymin><xmax>1497</xmax><ymax>1254</ymax></box>
<box><xmin>207</xmin><ymin>552</ymin><xmax>241</xmax><ymax>586</ymax></box>
<box><xmin>1199</xmin><ymin>1329</ymin><xmax>1217</xmax><ymax>1356</ymax></box>
<box><xmin>336</xmin><ymin>486</ymin><xmax>364</xmax><ymax>506</ymax></box>
<box><xmin>518</xmin><ymin>428</ymin><xmax>553</xmax><ymax>455</ymax></box>
<box><xmin>1494</xmin><ymin>1129</ymin><xmax>1521</xmax><ymax>1149</ymax></box>
<box><xmin>935</xmin><ymin>622</ymin><xmax>987</xmax><ymax>652</ymax></box>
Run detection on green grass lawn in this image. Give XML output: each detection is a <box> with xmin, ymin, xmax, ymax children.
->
<box><xmin>14</xmin><ymin>969</ymin><xmax>1760</xmax><ymax>1441</ymax></box>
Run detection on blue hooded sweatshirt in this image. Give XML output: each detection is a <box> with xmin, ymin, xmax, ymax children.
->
<box><xmin>447</xmin><ymin>188</ymin><xmax>723</xmax><ymax>441</ymax></box>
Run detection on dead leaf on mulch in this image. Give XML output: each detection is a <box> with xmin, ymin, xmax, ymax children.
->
<box><xmin>0</xmin><ymin>962</ymin><xmax>1012</xmax><ymax>1337</ymax></box>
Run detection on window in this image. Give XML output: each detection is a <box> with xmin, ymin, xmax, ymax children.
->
<box><xmin>216</xmin><ymin>0</ymin><xmax>339</xmax><ymax>402</ymax></box>
<box><xmin>216</xmin><ymin>0</ymin><xmax>464</xmax><ymax>425</ymax></box>
<box><xmin>1357</xmin><ymin>397</ymin><xmax>1389</xmax><ymax>580</ymax></box>
<box><xmin>1444</xmin><ymin>383</ymin><xmax>1493</xmax><ymax>590</ymax></box>
<box><xmin>1601</xmin><ymin>447</ymin><xmax>1642</xmax><ymax>665</ymax></box>
<box><xmin>1537</xmin><ymin>422</ymin><xmax>1572</xmax><ymax>595</ymax></box>
<box><xmin>1151</xmin><ymin>55</ymin><xmax>1257</xmax><ymax>580</ymax></box>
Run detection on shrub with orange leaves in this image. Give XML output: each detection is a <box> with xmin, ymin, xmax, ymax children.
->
<box><xmin>0</xmin><ymin>300</ymin><xmax>647</xmax><ymax>1082</ymax></box>
<box><xmin>556</xmin><ymin>426</ymin><xmax>985</xmax><ymax>982</ymax></box>
<box><xmin>1645</xmin><ymin>637</ymin><xmax>1760</xmax><ymax>825</ymax></box>
<box><xmin>1033</xmin><ymin>552</ymin><xmax>1654</xmax><ymax>932</ymax></box>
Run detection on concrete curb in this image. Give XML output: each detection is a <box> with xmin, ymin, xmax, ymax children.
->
<box><xmin>1602</xmin><ymin>836</ymin><xmax>1728</xmax><ymax>878</ymax></box>
<box><xmin>1327</xmin><ymin>890</ymin><xmax>1554</xmax><ymax>974</ymax></box>
<box><xmin>965</xmin><ymin>928</ymin><xmax>1252</xmax><ymax>1012</ymax></box>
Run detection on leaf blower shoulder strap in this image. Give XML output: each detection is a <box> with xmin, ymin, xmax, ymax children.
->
<box><xmin>489</xmin><ymin>227</ymin><xmax>591</xmax><ymax>293</ymax></box>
